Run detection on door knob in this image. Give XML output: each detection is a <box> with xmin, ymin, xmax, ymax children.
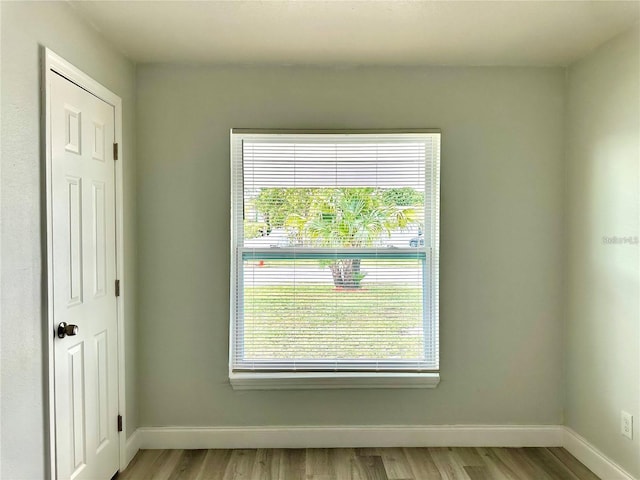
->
<box><xmin>57</xmin><ymin>322</ymin><xmax>79</xmax><ymax>339</ymax></box>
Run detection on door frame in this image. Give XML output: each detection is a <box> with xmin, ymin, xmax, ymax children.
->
<box><xmin>42</xmin><ymin>48</ymin><xmax>128</xmax><ymax>478</ymax></box>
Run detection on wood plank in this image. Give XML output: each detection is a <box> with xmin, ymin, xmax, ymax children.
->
<box><xmin>463</xmin><ymin>466</ymin><xmax>493</xmax><ymax>480</ymax></box>
<box><xmin>546</xmin><ymin>448</ymin><xmax>600</xmax><ymax>480</ymax></box>
<box><xmin>356</xmin><ymin>448</ymin><xmax>384</xmax><ymax>457</ymax></box>
<box><xmin>150</xmin><ymin>450</ymin><xmax>186</xmax><ymax>480</ymax></box>
<box><xmin>119</xmin><ymin>450</ymin><xmax>164</xmax><ymax>480</ymax></box>
<box><xmin>380</xmin><ymin>447</ymin><xmax>413</xmax><ymax>479</ymax></box>
<box><xmin>429</xmin><ymin>447</ymin><xmax>468</xmax><ymax>480</ymax></box>
<box><xmin>250</xmin><ymin>449</ymin><xmax>278</xmax><ymax>480</ymax></box>
<box><xmin>354</xmin><ymin>456</ymin><xmax>389</xmax><ymax>480</ymax></box>
<box><xmin>402</xmin><ymin>448</ymin><xmax>442</xmax><ymax>479</ymax></box>
<box><xmin>119</xmin><ymin>447</ymin><xmax>602</xmax><ymax>480</ymax></box>
<box><xmin>522</xmin><ymin>448</ymin><xmax>581</xmax><ymax>480</ymax></box>
<box><xmin>493</xmin><ymin>447</ymin><xmax>555</xmax><ymax>480</ymax></box>
<box><xmin>197</xmin><ymin>450</ymin><xmax>233</xmax><ymax>480</ymax></box>
<box><xmin>330</xmin><ymin>448</ymin><xmax>365</xmax><ymax>480</ymax></box>
<box><xmin>278</xmin><ymin>449</ymin><xmax>305</xmax><ymax>480</ymax></box>
<box><xmin>451</xmin><ymin>447</ymin><xmax>484</xmax><ymax>467</ymax></box>
<box><xmin>475</xmin><ymin>447</ymin><xmax>519</xmax><ymax>480</ymax></box>
<box><xmin>168</xmin><ymin>449</ymin><xmax>208</xmax><ymax>480</ymax></box>
<box><xmin>305</xmin><ymin>448</ymin><xmax>335</xmax><ymax>480</ymax></box>
<box><xmin>222</xmin><ymin>450</ymin><xmax>257</xmax><ymax>480</ymax></box>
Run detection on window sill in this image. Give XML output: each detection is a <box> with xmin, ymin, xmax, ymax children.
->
<box><xmin>229</xmin><ymin>372</ymin><xmax>440</xmax><ymax>390</ymax></box>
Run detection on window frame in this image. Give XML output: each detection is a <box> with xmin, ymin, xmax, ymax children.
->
<box><xmin>229</xmin><ymin>129</ymin><xmax>441</xmax><ymax>389</ymax></box>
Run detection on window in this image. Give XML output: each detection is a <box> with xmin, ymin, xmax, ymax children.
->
<box><xmin>230</xmin><ymin>130</ymin><xmax>440</xmax><ymax>389</ymax></box>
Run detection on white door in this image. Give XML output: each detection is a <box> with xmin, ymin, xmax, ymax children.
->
<box><xmin>50</xmin><ymin>72</ymin><xmax>120</xmax><ymax>480</ymax></box>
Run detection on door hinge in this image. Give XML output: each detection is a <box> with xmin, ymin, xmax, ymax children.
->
<box><xmin>113</xmin><ymin>143</ymin><xmax>119</xmax><ymax>160</ymax></box>
<box><xmin>115</xmin><ymin>279</ymin><xmax>120</xmax><ymax>297</ymax></box>
<box><xmin>117</xmin><ymin>415</ymin><xmax>123</xmax><ymax>432</ymax></box>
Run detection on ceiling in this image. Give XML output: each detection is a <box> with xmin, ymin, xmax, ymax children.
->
<box><xmin>69</xmin><ymin>0</ymin><xmax>640</xmax><ymax>67</ymax></box>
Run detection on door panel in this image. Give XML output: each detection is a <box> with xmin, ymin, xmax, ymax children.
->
<box><xmin>92</xmin><ymin>181</ymin><xmax>107</xmax><ymax>298</ymax></box>
<box><xmin>68</xmin><ymin>342</ymin><xmax>86</xmax><ymax>475</ymax></box>
<box><xmin>66</xmin><ymin>175</ymin><xmax>83</xmax><ymax>306</ymax></box>
<box><xmin>51</xmin><ymin>72</ymin><xmax>119</xmax><ymax>480</ymax></box>
<box><xmin>95</xmin><ymin>330</ymin><xmax>109</xmax><ymax>450</ymax></box>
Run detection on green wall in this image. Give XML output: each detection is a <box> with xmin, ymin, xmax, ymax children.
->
<box><xmin>565</xmin><ymin>25</ymin><xmax>640</xmax><ymax>477</ymax></box>
<box><xmin>136</xmin><ymin>64</ymin><xmax>565</xmax><ymax>428</ymax></box>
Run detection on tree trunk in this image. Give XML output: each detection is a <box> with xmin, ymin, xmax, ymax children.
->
<box><xmin>330</xmin><ymin>259</ymin><xmax>362</xmax><ymax>289</ymax></box>
<box><xmin>329</xmin><ymin>263</ymin><xmax>344</xmax><ymax>288</ymax></box>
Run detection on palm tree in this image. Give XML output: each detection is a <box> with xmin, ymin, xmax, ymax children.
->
<box><xmin>287</xmin><ymin>188</ymin><xmax>418</xmax><ymax>288</ymax></box>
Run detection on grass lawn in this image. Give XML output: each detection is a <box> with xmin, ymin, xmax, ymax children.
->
<box><xmin>242</xmin><ymin>284</ymin><xmax>425</xmax><ymax>361</ymax></box>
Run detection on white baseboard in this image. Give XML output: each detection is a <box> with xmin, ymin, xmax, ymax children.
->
<box><xmin>124</xmin><ymin>429</ymin><xmax>141</xmax><ymax>469</ymax></box>
<box><xmin>563</xmin><ymin>427</ymin><xmax>636</xmax><ymax>480</ymax></box>
<box><xmin>135</xmin><ymin>425</ymin><xmax>563</xmax><ymax>450</ymax></box>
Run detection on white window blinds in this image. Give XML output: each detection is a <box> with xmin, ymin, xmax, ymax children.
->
<box><xmin>230</xmin><ymin>131</ymin><xmax>440</xmax><ymax>373</ymax></box>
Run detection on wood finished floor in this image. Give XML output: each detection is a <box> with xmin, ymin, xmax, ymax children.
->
<box><xmin>118</xmin><ymin>447</ymin><xmax>600</xmax><ymax>480</ymax></box>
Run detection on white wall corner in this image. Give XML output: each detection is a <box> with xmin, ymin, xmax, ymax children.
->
<box><xmin>124</xmin><ymin>429</ymin><xmax>141</xmax><ymax>470</ymax></box>
<box><xmin>133</xmin><ymin>425</ymin><xmax>563</xmax><ymax>451</ymax></box>
<box><xmin>562</xmin><ymin>427</ymin><xmax>637</xmax><ymax>480</ymax></box>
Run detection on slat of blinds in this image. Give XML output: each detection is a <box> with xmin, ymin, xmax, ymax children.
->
<box><xmin>243</xmin><ymin>143</ymin><xmax>427</xmax><ymax>189</ymax></box>
<box><xmin>231</xmin><ymin>132</ymin><xmax>439</xmax><ymax>373</ymax></box>
<box><xmin>241</xmin><ymin>248</ymin><xmax>427</xmax><ymax>259</ymax></box>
